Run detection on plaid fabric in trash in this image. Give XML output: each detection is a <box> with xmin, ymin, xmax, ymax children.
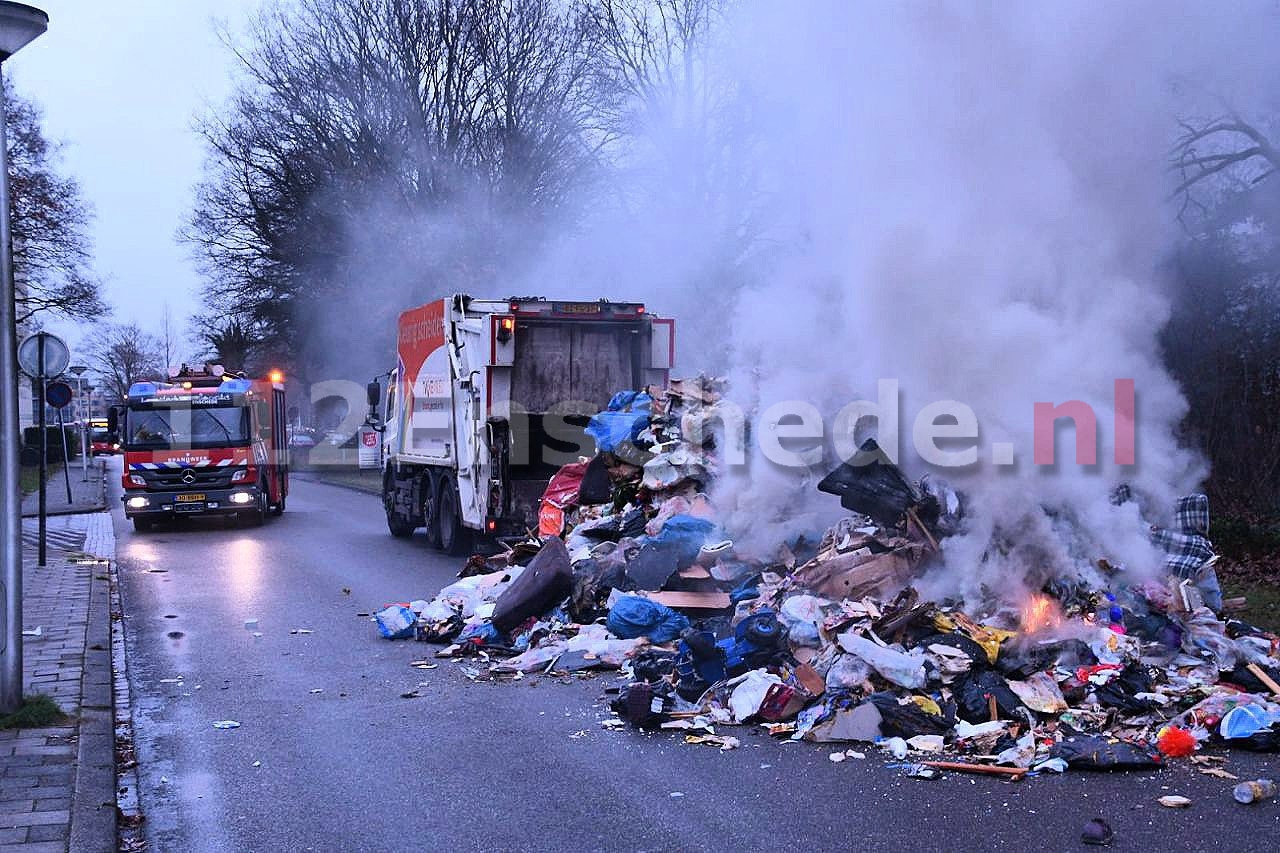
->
<box><xmin>1151</xmin><ymin>494</ymin><xmax>1214</xmax><ymax>579</ymax></box>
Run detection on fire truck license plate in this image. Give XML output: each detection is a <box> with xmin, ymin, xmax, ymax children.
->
<box><xmin>175</xmin><ymin>493</ymin><xmax>206</xmax><ymax>503</ymax></box>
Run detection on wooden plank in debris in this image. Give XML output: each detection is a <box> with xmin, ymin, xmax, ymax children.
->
<box><xmin>1246</xmin><ymin>663</ymin><xmax>1280</xmax><ymax>697</ymax></box>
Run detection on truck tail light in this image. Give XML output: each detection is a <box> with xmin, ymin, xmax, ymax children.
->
<box><xmin>497</xmin><ymin>316</ymin><xmax>514</xmax><ymax>343</ymax></box>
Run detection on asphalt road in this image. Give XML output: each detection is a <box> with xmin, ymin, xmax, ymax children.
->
<box><xmin>109</xmin><ymin>460</ymin><xmax>1280</xmax><ymax>853</ymax></box>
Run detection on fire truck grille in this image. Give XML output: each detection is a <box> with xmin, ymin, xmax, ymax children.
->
<box><xmin>142</xmin><ymin>469</ymin><xmax>238</xmax><ymax>490</ymax></box>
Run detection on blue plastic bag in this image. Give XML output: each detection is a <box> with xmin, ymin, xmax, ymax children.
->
<box><xmin>641</xmin><ymin>515</ymin><xmax>716</xmax><ymax>567</ymax></box>
<box><xmin>606</xmin><ymin>595</ymin><xmax>690</xmax><ymax>644</ymax></box>
<box><xmin>375</xmin><ymin>605</ymin><xmax>416</xmax><ymax>640</ymax></box>
<box><xmin>585</xmin><ymin>391</ymin><xmax>652</xmax><ymax>453</ymax></box>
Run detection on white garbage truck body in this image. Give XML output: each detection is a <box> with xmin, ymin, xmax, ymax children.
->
<box><xmin>376</xmin><ymin>294</ymin><xmax>674</xmax><ymax>552</ymax></box>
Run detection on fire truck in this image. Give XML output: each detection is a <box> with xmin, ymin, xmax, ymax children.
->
<box><xmin>113</xmin><ymin>365</ymin><xmax>289</xmax><ymax>532</ymax></box>
<box><xmin>368</xmin><ymin>294</ymin><xmax>674</xmax><ymax>553</ymax></box>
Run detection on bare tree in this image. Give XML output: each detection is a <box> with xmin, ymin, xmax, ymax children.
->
<box><xmin>159</xmin><ymin>303</ymin><xmax>182</xmax><ymax>373</ymax></box>
<box><xmin>1171</xmin><ymin>113</ymin><xmax>1280</xmax><ymax>222</ymax></box>
<box><xmin>187</xmin><ymin>0</ymin><xmax>604</xmax><ymax>377</ymax></box>
<box><xmin>88</xmin><ymin>324</ymin><xmax>162</xmax><ymax>402</ymax></box>
<box><xmin>5</xmin><ymin>79</ymin><xmax>107</xmax><ymax>324</ymax></box>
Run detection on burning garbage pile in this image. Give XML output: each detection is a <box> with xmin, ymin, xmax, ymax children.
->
<box><xmin>377</xmin><ymin>377</ymin><xmax>1280</xmax><ymax>781</ymax></box>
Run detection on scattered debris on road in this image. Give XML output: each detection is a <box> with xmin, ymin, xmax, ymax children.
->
<box><xmin>378</xmin><ymin>377</ymin><xmax>1280</xmax><ymax>782</ymax></box>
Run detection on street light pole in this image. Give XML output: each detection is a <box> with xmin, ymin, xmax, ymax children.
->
<box><xmin>69</xmin><ymin>365</ymin><xmax>88</xmax><ymax>482</ymax></box>
<box><xmin>0</xmin><ymin>2</ymin><xmax>49</xmax><ymax>713</ymax></box>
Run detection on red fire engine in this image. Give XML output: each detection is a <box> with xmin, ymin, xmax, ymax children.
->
<box><xmin>113</xmin><ymin>365</ymin><xmax>289</xmax><ymax>532</ymax></box>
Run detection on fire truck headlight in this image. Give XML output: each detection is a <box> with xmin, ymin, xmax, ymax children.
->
<box><xmin>229</xmin><ymin>492</ymin><xmax>254</xmax><ymax>505</ymax></box>
<box><xmin>128</xmin><ymin>474</ymin><xmax>146</xmax><ymax>487</ymax></box>
<box><xmin>126</xmin><ymin>497</ymin><xmax>150</xmax><ymax>509</ymax></box>
<box><xmin>231</xmin><ymin>469</ymin><xmax>248</xmax><ymax>483</ymax></box>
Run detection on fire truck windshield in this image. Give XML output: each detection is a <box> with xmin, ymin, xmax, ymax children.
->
<box><xmin>126</xmin><ymin>406</ymin><xmax>250</xmax><ymax>450</ymax></box>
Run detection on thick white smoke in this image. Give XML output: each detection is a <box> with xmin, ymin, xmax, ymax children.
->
<box><xmin>693</xmin><ymin>1</ymin><xmax>1280</xmax><ymax>601</ymax></box>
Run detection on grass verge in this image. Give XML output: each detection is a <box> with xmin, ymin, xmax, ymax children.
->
<box><xmin>0</xmin><ymin>694</ymin><xmax>67</xmax><ymax>730</ymax></box>
<box><xmin>19</xmin><ymin>462</ymin><xmax>64</xmax><ymax>497</ymax></box>
<box><xmin>1221</xmin><ymin>577</ymin><xmax>1280</xmax><ymax>634</ymax></box>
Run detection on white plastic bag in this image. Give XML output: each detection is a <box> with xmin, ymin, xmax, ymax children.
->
<box><xmin>837</xmin><ymin>631</ymin><xmax>926</xmax><ymax>689</ymax></box>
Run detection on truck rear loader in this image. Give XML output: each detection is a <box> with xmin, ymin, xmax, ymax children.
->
<box><xmin>370</xmin><ymin>294</ymin><xmax>674</xmax><ymax>553</ymax></box>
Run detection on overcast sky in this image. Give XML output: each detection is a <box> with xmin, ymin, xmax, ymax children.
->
<box><xmin>9</xmin><ymin>0</ymin><xmax>261</xmax><ymax>362</ymax></box>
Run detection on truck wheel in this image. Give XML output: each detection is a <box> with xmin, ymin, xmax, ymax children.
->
<box><xmin>132</xmin><ymin>517</ymin><xmax>153</xmax><ymax>533</ymax></box>
<box><xmin>421</xmin><ymin>471</ymin><xmax>442</xmax><ymax>550</ymax></box>
<box><xmin>436</xmin><ymin>475</ymin><xmax>471</xmax><ymax>556</ymax></box>
<box><xmin>271</xmin><ymin>494</ymin><xmax>286</xmax><ymax>516</ymax></box>
<box><xmin>384</xmin><ymin>469</ymin><xmax>414</xmax><ymax>538</ymax></box>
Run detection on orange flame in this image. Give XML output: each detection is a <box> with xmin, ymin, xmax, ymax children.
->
<box><xmin>1021</xmin><ymin>593</ymin><xmax>1063</xmax><ymax>634</ymax></box>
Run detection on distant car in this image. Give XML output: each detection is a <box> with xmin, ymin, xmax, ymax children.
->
<box><xmin>288</xmin><ymin>433</ymin><xmax>316</xmax><ymax>449</ymax></box>
<box><xmin>324</xmin><ymin>430</ymin><xmax>357</xmax><ymax>448</ymax></box>
<box><xmin>88</xmin><ymin>423</ymin><xmax>119</xmax><ymax>457</ymax></box>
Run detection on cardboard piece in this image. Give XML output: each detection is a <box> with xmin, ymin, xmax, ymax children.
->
<box><xmin>642</xmin><ymin>590</ymin><xmax>732</xmax><ymax>610</ymax></box>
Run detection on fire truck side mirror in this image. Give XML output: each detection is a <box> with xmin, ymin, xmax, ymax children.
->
<box><xmin>107</xmin><ymin>407</ymin><xmax>119</xmax><ymax>434</ymax></box>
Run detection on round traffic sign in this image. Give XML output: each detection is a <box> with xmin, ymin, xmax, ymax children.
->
<box><xmin>44</xmin><ymin>380</ymin><xmax>73</xmax><ymax>409</ymax></box>
<box><xmin>17</xmin><ymin>331</ymin><xmax>70</xmax><ymax>378</ymax></box>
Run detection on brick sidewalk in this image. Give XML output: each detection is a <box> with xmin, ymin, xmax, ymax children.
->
<box><xmin>0</xmin><ymin>506</ymin><xmax>116</xmax><ymax>853</ymax></box>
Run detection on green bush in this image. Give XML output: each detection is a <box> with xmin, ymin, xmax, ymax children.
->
<box><xmin>21</xmin><ymin>425</ymin><xmax>81</xmax><ymax>463</ymax></box>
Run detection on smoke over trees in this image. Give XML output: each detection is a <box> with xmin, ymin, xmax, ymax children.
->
<box><xmin>191</xmin><ymin>0</ymin><xmax>1280</xmax><ymax>526</ymax></box>
<box><xmin>1167</xmin><ymin>112</ymin><xmax>1280</xmax><ymax>515</ymax></box>
<box><xmin>188</xmin><ymin>0</ymin><xmax>620</xmax><ymax>379</ymax></box>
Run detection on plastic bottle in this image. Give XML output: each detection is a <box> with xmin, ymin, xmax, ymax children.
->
<box><xmin>1232</xmin><ymin>779</ymin><xmax>1277</xmax><ymax>804</ymax></box>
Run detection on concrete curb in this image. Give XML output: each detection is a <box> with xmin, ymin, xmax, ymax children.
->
<box><xmin>69</xmin><ymin>512</ymin><xmax>117</xmax><ymax>853</ymax></box>
<box><xmin>108</xmin><ymin>533</ymin><xmax>145</xmax><ymax>851</ymax></box>
<box><xmin>19</xmin><ymin>503</ymin><xmax>108</xmax><ymax>519</ymax></box>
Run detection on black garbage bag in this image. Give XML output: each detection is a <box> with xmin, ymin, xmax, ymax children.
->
<box><xmin>915</xmin><ymin>632</ymin><xmax>988</xmax><ymax>664</ymax></box>
<box><xmin>1051</xmin><ymin>734</ymin><xmax>1162</xmax><ymax>770</ymax></box>
<box><xmin>995</xmin><ymin>643</ymin><xmax>1060</xmax><ymax>680</ymax></box>
<box><xmin>578</xmin><ymin>453</ymin><xmax>613</xmax><ymax>505</ymax></box>
<box><xmin>619</xmin><ymin>506</ymin><xmax>648</xmax><ymax>539</ymax></box>
<box><xmin>1223</xmin><ymin>726</ymin><xmax>1280</xmax><ymax>753</ymax></box>
<box><xmin>867</xmin><ymin>691</ymin><xmax>953</xmax><ymax>738</ymax></box>
<box><xmin>1223</xmin><ymin>662</ymin><xmax>1280</xmax><ymax>695</ymax></box>
<box><xmin>954</xmin><ymin>669</ymin><xmax>1027</xmax><ymax>724</ymax></box>
<box><xmin>625</xmin><ymin>542</ymin><xmax>681</xmax><ymax>591</ymax></box>
<box><xmin>817</xmin><ymin>438</ymin><xmax>920</xmax><ymax>527</ymax></box>
<box><xmin>631</xmin><ymin>649</ymin><xmax>677</xmax><ymax>684</ymax></box>
<box><xmin>1094</xmin><ymin>663</ymin><xmax>1158</xmax><ymax>713</ymax></box>
<box><xmin>491</xmin><ymin>538</ymin><xmax>573</xmax><ymax>634</ymax></box>
<box><xmin>568</xmin><ymin>557</ymin><xmax>629</xmax><ymax>624</ymax></box>
<box><xmin>997</xmin><ymin>638</ymin><xmax>1097</xmax><ymax>680</ymax></box>
<box><xmin>610</xmin><ymin>681</ymin><xmax>665</xmax><ymax>729</ymax></box>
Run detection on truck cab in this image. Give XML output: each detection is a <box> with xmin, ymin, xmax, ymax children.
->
<box><xmin>116</xmin><ymin>365</ymin><xmax>289</xmax><ymax>532</ymax></box>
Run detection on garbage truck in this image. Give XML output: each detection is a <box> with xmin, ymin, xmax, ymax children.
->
<box><xmin>369</xmin><ymin>294</ymin><xmax>675</xmax><ymax>553</ymax></box>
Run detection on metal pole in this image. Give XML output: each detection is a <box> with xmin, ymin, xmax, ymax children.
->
<box><xmin>56</xmin><ymin>405</ymin><xmax>69</xmax><ymax>503</ymax></box>
<box><xmin>80</xmin><ymin>381</ymin><xmax>87</xmax><ymax>482</ymax></box>
<box><xmin>36</xmin><ymin>335</ymin><xmax>44</xmax><ymax>567</ymax></box>
<box><xmin>0</xmin><ymin>67</ymin><xmax>22</xmax><ymax>711</ymax></box>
